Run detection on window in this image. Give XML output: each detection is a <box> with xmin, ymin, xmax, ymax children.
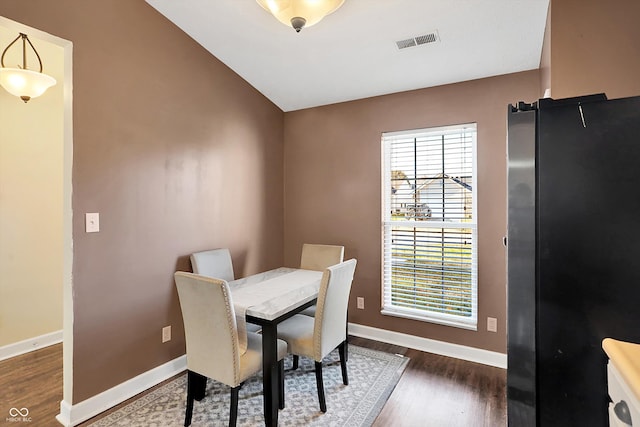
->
<box><xmin>381</xmin><ymin>124</ymin><xmax>477</xmax><ymax>330</ymax></box>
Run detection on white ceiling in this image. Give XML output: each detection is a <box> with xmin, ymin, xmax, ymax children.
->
<box><xmin>146</xmin><ymin>0</ymin><xmax>550</xmax><ymax>112</ymax></box>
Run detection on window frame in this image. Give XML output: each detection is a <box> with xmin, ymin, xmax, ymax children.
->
<box><xmin>381</xmin><ymin>124</ymin><xmax>478</xmax><ymax>330</ymax></box>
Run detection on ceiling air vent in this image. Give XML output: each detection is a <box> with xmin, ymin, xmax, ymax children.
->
<box><xmin>396</xmin><ymin>38</ymin><xmax>416</xmax><ymax>50</ymax></box>
<box><xmin>396</xmin><ymin>31</ymin><xmax>439</xmax><ymax>50</ymax></box>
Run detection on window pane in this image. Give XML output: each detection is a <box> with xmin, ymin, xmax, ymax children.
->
<box><xmin>382</xmin><ymin>124</ymin><xmax>477</xmax><ymax>328</ymax></box>
<box><xmin>387</xmin><ymin>226</ymin><xmax>474</xmax><ymax>317</ymax></box>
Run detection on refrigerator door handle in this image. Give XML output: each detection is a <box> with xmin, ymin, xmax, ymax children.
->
<box><xmin>613</xmin><ymin>400</ymin><xmax>632</xmax><ymax>425</ymax></box>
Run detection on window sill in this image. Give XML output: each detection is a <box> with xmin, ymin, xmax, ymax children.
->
<box><xmin>381</xmin><ymin>308</ymin><xmax>477</xmax><ymax>331</ymax></box>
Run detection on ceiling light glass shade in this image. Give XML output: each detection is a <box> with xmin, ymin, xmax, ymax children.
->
<box><xmin>0</xmin><ymin>68</ymin><xmax>56</xmax><ymax>103</ymax></box>
<box><xmin>256</xmin><ymin>0</ymin><xmax>345</xmax><ymax>32</ymax></box>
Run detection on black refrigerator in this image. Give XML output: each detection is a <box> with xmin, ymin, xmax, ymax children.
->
<box><xmin>506</xmin><ymin>94</ymin><xmax>640</xmax><ymax>426</ymax></box>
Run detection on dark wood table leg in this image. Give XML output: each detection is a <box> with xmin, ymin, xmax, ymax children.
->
<box><xmin>260</xmin><ymin>322</ymin><xmax>279</xmax><ymax>427</ymax></box>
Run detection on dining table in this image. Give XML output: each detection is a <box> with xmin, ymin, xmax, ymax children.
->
<box><xmin>228</xmin><ymin>267</ymin><xmax>323</xmax><ymax>427</ymax></box>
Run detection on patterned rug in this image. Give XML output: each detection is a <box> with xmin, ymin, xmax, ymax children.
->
<box><xmin>88</xmin><ymin>346</ymin><xmax>408</xmax><ymax>426</ymax></box>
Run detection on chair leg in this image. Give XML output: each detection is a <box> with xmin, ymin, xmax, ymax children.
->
<box><xmin>314</xmin><ymin>361</ymin><xmax>327</xmax><ymax>413</ymax></box>
<box><xmin>230</xmin><ymin>385</ymin><xmax>240</xmax><ymax>427</ymax></box>
<box><xmin>345</xmin><ymin>323</ymin><xmax>349</xmax><ymax>361</ymax></box>
<box><xmin>185</xmin><ymin>371</ymin><xmax>207</xmax><ymax>426</ymax></box>
<box><xmin>292</xmin><ymin>355</ymin><xmax>299</xmax><ymax>370</ymax></box>
<box><xmin>185</xmin><ymin>376</ymin><xmax>194</xmax><ymax>427</ymax></box>
<box><xmin>193</xmin><ymin>372</ymin><xmax>207</xmax><ymax>401</ymax></box>
<box><xmin>339</xmin><ymin>340</ymin><xmax>349</xmax><ymax>385</ymax></box>
<box><xmin>278</xmin><ymin>359</ymin><xmax>285</xmax><ymax>409</ymax></box>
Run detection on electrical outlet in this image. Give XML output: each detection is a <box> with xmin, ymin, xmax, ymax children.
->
<box><xmin>162</xmin><ymin>326</ymin><xmax>171</xmax><ymax>343</ymax></box>
<box><xmin>357</xmin><ymin>297</ymin><xmax>365</xmax><ymax>310</ymax></box>
<box><xmin>487</xmin><ymin>317</ymin><xmax>498</xmax><ymax>333</ymax></box>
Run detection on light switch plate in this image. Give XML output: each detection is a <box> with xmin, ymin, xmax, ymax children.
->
<box><xmin>85</xmin><ymin>213</ymin><xmax>100</xmax><ymax>233</ymax></box>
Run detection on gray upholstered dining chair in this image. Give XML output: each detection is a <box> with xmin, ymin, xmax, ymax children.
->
<box><xmin>174</xmin><ymin>272</ymin><xmax>288</xmax><ymax>427</ymax></box>
<box><xmin>298</xmin><ymin>243</ymin><xmax>344</xmax><ymax>318</ymax></box>
<box><xmin>190</xmin><ymin>248</ymin><xmax>261</xmax><ymax>333</ymax></box>
<box><xmin>190</xmin><ymin>248</ymin><xmax>235</xmax><ymax>282</ymax></box>
<box><xmin>276</xmin><ymin>259</ymin><xmax>357</xmax><ymax>413</ymax></box>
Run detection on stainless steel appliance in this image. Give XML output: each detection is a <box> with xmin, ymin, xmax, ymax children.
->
<box><xmin>507</xmin><ymin>94</ymin><xmax>640</xmax><ymax>426</ymax></box>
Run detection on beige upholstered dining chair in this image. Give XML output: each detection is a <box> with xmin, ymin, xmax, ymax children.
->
<box><xmin>276</xmin><ymin>259</ymin><xmax>357</xmax><ymax>413</ymax></box>
<box><xmin>190</xmin><ymin>248</ymin><xmax>261</xmax><ymax>334</ymax></box>
<box><xmin>174</xmin><ymin>272</ymin><xmax>288</xmax><ymax>427</ymax></box>
<box><xmin>299</xmin><ymin>243</ymin><xmax>345</xmax><ymax>271</ymax></box>
<box><xmin>298</xmin><ymin>244</ymin><xmax>344</xmax><ymax>318</ymax></box>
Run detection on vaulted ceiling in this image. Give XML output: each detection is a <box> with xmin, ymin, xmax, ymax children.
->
<box><xmin>146</xmin><ymin>0</ymin><xmax>550</xmax><ymax>112</ymax></box>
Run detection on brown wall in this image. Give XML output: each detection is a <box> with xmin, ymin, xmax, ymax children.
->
<box><xmin>7</xmin><ymin>0</ymin><xmax>615</xmax><ymax>405</ymax></box>
<box><xmin>0</xmin><ymin>1</ymin><xmax>285</xmax><ymax>403</ymax></box>
<box><xmin>283</xmin><ymin>70</ymin><xmax>540</xmax><ymax>353</ymax></box>
<box><xmin>549</xmin><ymin>0</ymin><xmax>640</xmax><ymax>99</ymax></box>
<box><xmin>539</xmin><ymin>3</ymin><xmax>551</xmax><ymax>97</ymax></box>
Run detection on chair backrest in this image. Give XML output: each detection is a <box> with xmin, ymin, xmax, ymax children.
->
<box><xmin>190</xmin><ymin>248</ymin><xmax>235</xmax><ymax>282</ymax></box>
<box><xmin>313</xmin><ymin>259</ymin><xmax>357</xmax><ymax>360</ymax></box>
<box><xmin>174</xmin><ymin>271</ymin><xmax>241</xmax><ymax>387</ymax></box>
<box><xmin>300</xmin><ymin>243</ymin><xmax>344</xmax><ymax>271</ymax></box>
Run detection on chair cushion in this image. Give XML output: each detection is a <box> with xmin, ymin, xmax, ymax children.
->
<box><xmin>276</xmin><ymin>314</ymin><xmax>316</xmax><ymax>360</ymax></box>
<box><xmin>239</xmin><ymin>331</ymin><xmax>288</xmax><ymax>384</ymax></box>
<box><xmin>246</xmin><ymin>324</ymin><xmax>262</xmax><ymax>333</ymax></box>
<box><xmin>299</xmin><ymin>305</ymin><xmax>316</xmax><ymax>317</ymax></box>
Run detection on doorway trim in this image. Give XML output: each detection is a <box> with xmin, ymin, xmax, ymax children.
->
<box><xmin>0</xmin><ymin>16</ymin><xmax>74</xmax><ymax>426</ymax></box>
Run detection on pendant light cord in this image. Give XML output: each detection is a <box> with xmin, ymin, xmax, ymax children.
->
<box><xmin>1</xmin><ymin>33</ymin><xmax>44</xmax><ymax>73</ymax></box>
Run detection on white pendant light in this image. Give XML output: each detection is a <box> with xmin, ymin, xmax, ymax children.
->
<box><xmin>0</xmin><ymin>33</ymin><xmax>56</xmax><ymax>103</ymax></box>
<box><xmin>256</xmin><ymin>0</ymin><xmax>345</xmax><ymax>33</ymax></box>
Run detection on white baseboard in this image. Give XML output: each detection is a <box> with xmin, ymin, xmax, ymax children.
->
<box><xmin>56</xmin><ymin>355</ymin><xmax>186</xmax><ymax>427</ymax></box>
<box><xmin>55</xmin><ymin>325</ymin><xmax>504</xmax><ymax>426</ymax></box>
<box><xmin>348</xmin><ymin>322</ymin><xmax>507</xmax><ymax>369</ymax></box>
<box><xmin>0</xmin><ymin>330</ymin><xmax>63</xmax><ymax>361</ymax></box>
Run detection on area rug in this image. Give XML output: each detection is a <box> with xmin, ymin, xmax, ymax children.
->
<box><xmin>88</xmin><ymin>345</ymin><xmax>408</xmax><ymax>426</ymax></box>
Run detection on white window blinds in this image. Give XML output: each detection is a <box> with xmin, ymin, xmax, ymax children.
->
<box><xmin>382</xmin><ymin>124</ymin><xmax>477</xmax><ymax>330</ymax></box>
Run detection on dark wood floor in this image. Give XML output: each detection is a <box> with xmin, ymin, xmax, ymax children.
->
<box><xmin>1</xmin><ymin>338</ymin><xmax>506</xmax><ymax>426</ymax></box>
<box><xmin>1</xmin><ymin>343</ymin><xmax>63</xmax><ymax>426</ymax></box>
<box><xmin>351</xmin><ymin>337</ymin><xmax>507</xmax><ymax>427</ymax></box>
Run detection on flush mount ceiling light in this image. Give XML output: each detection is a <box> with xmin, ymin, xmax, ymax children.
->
<box><xmin>0</xmin><ymin>33</ymin><xmax>56</xmax><ymax>103</ymax></box>
<box><xmin>256</xmin><ymin>0</ymin><xmax>345</xmax><ymax>33</ymax></box>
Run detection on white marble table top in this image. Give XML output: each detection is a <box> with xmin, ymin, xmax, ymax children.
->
<box><xmin>228</xmin><ymin>267</ymin><xmax>322</xmax><ymax>354</ymax></box>
<box><xmin>229</xmin><ymin>267</ymin><xmax>323</xmax><ymax>321</ymax></box>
